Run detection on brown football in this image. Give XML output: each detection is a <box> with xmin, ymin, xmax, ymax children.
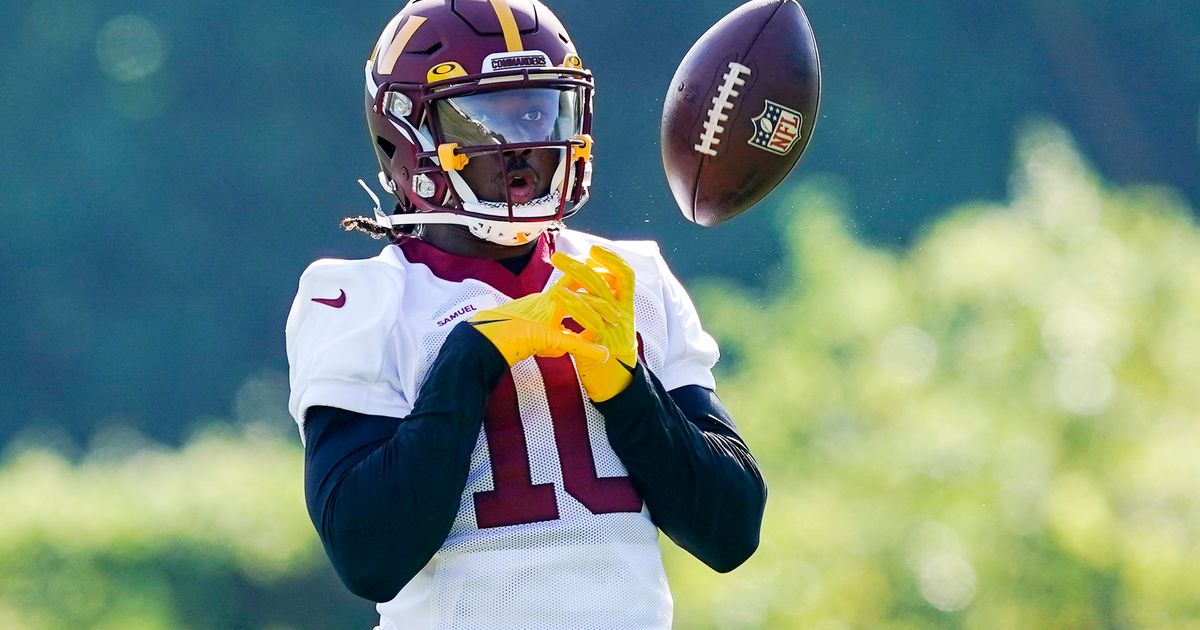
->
<box><xmin>661</xmin><ymin>0</ymin><xmax>821</xmax><ymax>226</ymax></box>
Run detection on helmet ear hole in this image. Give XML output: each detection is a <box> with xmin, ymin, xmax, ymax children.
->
<box><xmin>376</xmin><ymin>137</ymin><xmax>397</xmax><ymax>159</ymax></box>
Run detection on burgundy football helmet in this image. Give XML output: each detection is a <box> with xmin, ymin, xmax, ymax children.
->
<box><xmin>364</xmin><ymin>0</ymin><xmax>595</xmax><ymax>245</ymax></box>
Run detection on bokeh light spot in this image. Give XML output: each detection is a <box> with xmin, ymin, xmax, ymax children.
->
<box><xmin>95</xmin><ymin>14</ymin><xmax>167</xmax><ymax>83</ymax></box>
<box><xmin>878</xmin><ymin>326</ymin><xmax>938</xmax><ymax>385</ymax></box>
<box><xmin>1053</xmin><ymin>358</ymin><xmax>1114</xmax><ymax>416</ymax></box>
<box><xmin>905</xmin><ymin>523</ymin><xmax>977</xmax><ymax>612</ymax></box>
<box><xmin>918</xmin><ymin>553</ymin><xmax>977</xmax><ymax>612</ymax></box>
<box><xmin>1041</xmin><ymin>306</ymin><xmax>1101</xmax><ymax>361</ymax></box>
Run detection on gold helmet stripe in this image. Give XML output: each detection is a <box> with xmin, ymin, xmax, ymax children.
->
<box><xmin>378</xmin><ymin>15</ymin><xmax>428</xmax><ymax>75</ymax></box>
<box><xmin>487</xmin><ymin>0</ymin><xmax>524</xmax><ymax>52</ymax></box>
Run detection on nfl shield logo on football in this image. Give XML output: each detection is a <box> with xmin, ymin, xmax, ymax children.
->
<box><xmin>748</xmin><ymin>100</ymin><xmax>804</xmax><ymax>156</ymax></box>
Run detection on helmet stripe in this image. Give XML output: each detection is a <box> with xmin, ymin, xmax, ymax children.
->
<box><xmin>487</xmin><ymin>0</ymin><xmax>524</xmax><ymax>52</ymax></box>
<box><xmin>378</xmin><ymin>15</ymin><xmax>428</xmax><ymax>75</ymax></box>
<box><xmin>370</xmin><ymin>12</ymin><xmax>405</xmax><ymax>65</ymax></box>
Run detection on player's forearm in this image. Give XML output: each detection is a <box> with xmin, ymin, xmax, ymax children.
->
<box><xmin>596</xmin><ymin>365</ymin><xmax>766</xmax><ymax>573</ymax></box>
<box><xmin>303</xmin><ymin>324</ymin><xmax>508</xmax><ymax>602</ymax></box>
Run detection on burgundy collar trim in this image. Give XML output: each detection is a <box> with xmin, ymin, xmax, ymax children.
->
<box><xmin>396</xmin><ymin>233</ymin><xmax>557</xmax><ymax>299</ymax></box>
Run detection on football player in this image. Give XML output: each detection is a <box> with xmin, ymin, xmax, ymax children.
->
<box><xmin>285</xmin><ymin>1</ymin><xmax>766</xmax><ymax>627</ymax></box>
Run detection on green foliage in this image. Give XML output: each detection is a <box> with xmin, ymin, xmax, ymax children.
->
<box><xmin>0</xmin><ymin>426</ymin><xmax>371</xmax><ymax>629</ymax></box>
<box><xmin>663</xmin><ymin>123</ymin><xmax>1200</xmax><ymax>629</ymax></box>
<box><xmin>3</xmin><ymin>125</ymin><xmax>1198</xmax><ymax>628</ymax></box>
<box><xmin>4</xmin><ymin>0</ymin><xmax>1199</xmax><ymax>444</ymax></box>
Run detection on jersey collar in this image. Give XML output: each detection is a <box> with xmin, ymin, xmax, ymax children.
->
<box><xmin>395</xmin><ymin>233</ymin><xmax>557</xmax><ymax>299</ymax></box>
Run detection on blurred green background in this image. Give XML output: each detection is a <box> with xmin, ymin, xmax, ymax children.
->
<box><xmin>1</xmin><ymin>0</ymin><xmax>1198</xmax><ymax>628</ymax></box>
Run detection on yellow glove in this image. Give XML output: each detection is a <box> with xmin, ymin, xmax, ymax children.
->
<box><xmin>468</xmin><ymin>290</ymin><xmax>609</xmax><ymax>367</ymax></box>
<box><xmin>549</xmin><ymin>245</ymin><xmax>638</xmax><ymax>402</ymax></box>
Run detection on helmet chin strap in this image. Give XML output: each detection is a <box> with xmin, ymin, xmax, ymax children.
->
<box><xmin>356</xmin><ymin>179</ymin><xmax>562</xmax><ymax>246</ymax></box>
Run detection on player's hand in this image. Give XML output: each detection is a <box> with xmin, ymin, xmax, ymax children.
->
<box><xmin>468</xmin><ymin>290</ymin><xmax>609</xmax><ymax>367</ymax></box>
<box><xmin>550</xmin><ymin>246</ymin><xmax>637</xmax><ymax>402</ymax></box>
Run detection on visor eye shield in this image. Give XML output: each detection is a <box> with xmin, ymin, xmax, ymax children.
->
<box><xmin>434</xmin><ymin>87</ymin><xmax>582</xmax><ymax>148</ymax></box>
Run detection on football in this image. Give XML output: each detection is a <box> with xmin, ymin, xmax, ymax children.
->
<box><xmin>661</xmin><ymin>0</ymin><xmax>821</xmax><ymax>226</ymax></box>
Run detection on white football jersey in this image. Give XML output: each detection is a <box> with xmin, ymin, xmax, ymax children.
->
<box><xmin>286</xmin><ymin>229</ymin><xmax>719</xmax><ymax>629</ymax></box>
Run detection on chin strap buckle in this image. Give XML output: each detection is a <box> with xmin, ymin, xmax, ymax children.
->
<box><xmin>438</xmin><ymin>143</ymin><xmax>470</xmax><ymax>171</ymax></box>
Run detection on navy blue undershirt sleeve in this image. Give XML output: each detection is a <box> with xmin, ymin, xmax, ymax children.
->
<box><xmin>302</xmin><ymin>322</ymin><xmax>507</xmax><ymax>602</ymax></box>
<box><xmin>594</xmin><ymin>365</ymin><xmax>767</xmax><ymax>573</ymax></box>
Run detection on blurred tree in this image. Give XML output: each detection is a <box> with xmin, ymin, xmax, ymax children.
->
<box><xmin>0</xmin><ymin>0</ymin><xmax>1197</xmax><ymax>445</ymax></box>
<box><xmin>664</xmin><ymin>123</ymin><xmax>1200</xmax><ymax>628</ymax></box>
<box><xmin>2</xmin><ymin>124</ymin><xmax>1199</xmax><ymax>628</ymax></box>
<box><xmin>0</xmin><ymin>424</ymin><xmax>374</xmax><ymax>629</ymax></box>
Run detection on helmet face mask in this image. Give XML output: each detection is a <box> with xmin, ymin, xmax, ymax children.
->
<box><xmin>363</xmin><ymin>0</ymin><xmax>595</xmax><ymax>245</ymax></box>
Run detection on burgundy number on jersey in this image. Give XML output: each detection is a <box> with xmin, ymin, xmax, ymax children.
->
<box><xmin>473</xmin><ymin>356</ymin><xmax>643</xmax><ymax>529</ymax></box>
<box><xmin>472</xmin><ymin>369</ymin><xmax>560</xmax><ymax>528</ymax></box>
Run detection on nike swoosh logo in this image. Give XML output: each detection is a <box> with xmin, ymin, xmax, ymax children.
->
<box><xmin>312</xmin><ymin>290</ymin><xmax>346</xmax><ymax>309</ymax></box>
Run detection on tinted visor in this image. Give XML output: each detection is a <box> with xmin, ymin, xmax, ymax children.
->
<box><xmin>434</xmin><ymin>87</ymin><xmax>583</xmax><ymax>147</ymax></box>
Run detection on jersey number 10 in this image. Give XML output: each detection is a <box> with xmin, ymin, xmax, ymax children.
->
<box><xmin>473</xmin><ymin>355</ymin><xmax>643</xmax><ymax>529</ymax></box>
